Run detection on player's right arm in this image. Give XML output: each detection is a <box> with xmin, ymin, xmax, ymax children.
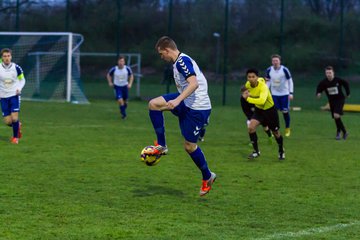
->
<box><xmin>265</xmin><ymin>67</ymin><xmax>271</xmax><ymax>87</ymax></box>
<box><xmin>167</xmin><ymin>75</ymin><xmax>198</xmax><ymax>109</ymax></box>
<box><xmin>246</xmin><ymin>84</ymin><xmax>269</xmax><ymax>106</ymax></box>
<box><xmin>316</xmin><ymin>81</ymin><xmax>324</xmax><ymax>98</ymax></box>
<box><xmin>106</xmin><ymin>67</ymin><xmax>115</xmax><ymax>87</ymax></box>
<box><xmin>167</xmin><ymin>56</ymin><xmax>198</xmax><ymax>109</ymax></box>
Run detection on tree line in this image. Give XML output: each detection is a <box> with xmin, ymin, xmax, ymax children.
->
<box><xmin>1</xmin><ymin>0</ymin><xmax>360</xmax><ymax>74</ymax></box>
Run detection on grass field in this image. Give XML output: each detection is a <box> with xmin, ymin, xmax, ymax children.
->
<box><xmin>0</xmin><ymin>90</ymin><xmax>359</xmax><ymax>239</ymax></box>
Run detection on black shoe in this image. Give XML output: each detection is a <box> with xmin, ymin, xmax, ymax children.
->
<box><xmin>248</xmin><ymin>151</ymin><xmax>260</xmax><ymax>159</ymax></box>
<box><xmin>335</xmin><ymin>132</ymin><xmax>341</xmax><ymax>140</ymax></box>
<box><xmin>278</xmin><ymin>151</ymin><xmax>285</xmax><ymax>160</ymax></box>
<box><xmin>343</xmin><ymin>132</ymin><xmax>348</xmax><ymax>140</ymax></box>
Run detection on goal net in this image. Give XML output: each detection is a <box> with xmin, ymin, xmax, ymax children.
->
<box><xmin>0</xmin><ymin>32</ymin><xmax>89</xmax><ymax>104</ymax></box>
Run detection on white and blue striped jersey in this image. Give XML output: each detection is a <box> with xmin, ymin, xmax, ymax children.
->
<box><xmin>108</xmin><ymin>65</ymin><xmax>133</xmax><ymax>87</ymax></box>
<box><xmin>0</xmin><ymin>62</ymin><xmax>26</xmax><ymax>98</ymax></box>
<box><xmin>266</xmin><ymin>65</ymin><xmax>294</xmax><ymax>96</ymax></box>
<box><xmin>173</xmin><ymin>53</ymin><xmax>211</xmax><ymax>110</ymax></box>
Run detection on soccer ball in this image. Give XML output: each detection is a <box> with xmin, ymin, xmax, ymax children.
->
<box><xmin>140</xmin><ymin>146</ymin><xmax>161</xmax><ymax>166</ymax></box>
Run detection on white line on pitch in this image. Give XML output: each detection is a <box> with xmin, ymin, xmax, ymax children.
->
<box><xmin>255</xmin><ymin>220</ymin><xmax>360</xmax><ymax>240</ymax></box>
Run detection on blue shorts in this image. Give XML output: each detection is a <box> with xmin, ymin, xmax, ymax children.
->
<box><xmin>1</xmin><ymin>95</ymin><xmax>21</xmax><ymax>117</ymax></box>
<box><xmin>114</xmin><ymin>85</ymin><xmax>128</xmax><ymax>100</ymax></box>
<box><xmin>272</xmin><ymin>95</ymin><xmax>289</xmax><ymax>112</ymax></box>
<box><xmin>163</xmin><ymin>93</ymin><xmax>211</xmax><ymax>143</ymax></box>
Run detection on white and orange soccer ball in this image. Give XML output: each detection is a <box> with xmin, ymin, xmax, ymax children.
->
<box><xmin>140</xmin><ymin>146</ymin><xmax>162</xmax><ymax>166</ymax></box>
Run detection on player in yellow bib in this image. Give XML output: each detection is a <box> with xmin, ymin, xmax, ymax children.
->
<box><xmin>242</xmin><ymin>69</ymin><xmax>285</xmax><ymax>160</ymax></box>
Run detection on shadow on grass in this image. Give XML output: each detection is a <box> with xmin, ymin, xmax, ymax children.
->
<box><xmin>132</xmin><ymin>184</ymin><xmax>185</xmax><ymax>198</ymax></box>
<box><xmin>0</xmin><ymin>135</ymin><xmax>11</xmax><ymax>142</ymax></box>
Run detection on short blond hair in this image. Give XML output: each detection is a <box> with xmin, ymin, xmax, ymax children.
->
<box><xmin>271</xmin><ymin>54</ymin><xmax>281</xmax><ymax>60</ymax></box>
<box><xmin>155</xmin><ymin>36</ymin><xmax>178</xmax><ymax>50</ymax></box>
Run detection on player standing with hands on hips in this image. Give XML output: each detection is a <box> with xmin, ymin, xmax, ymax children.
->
<box><xmin>316</xmin><ymin>66</ymin><xmax>350</xmax><ymax>140</ymax></box>
<box><xmin>146</xmin><ymin>36</ymin><xmax>216</xmax><ymax>196</ymax></box>
<box><xmin>0</xmin><ymin>48</ymin><xmax>25</xmax><ymax>144</ymax></box>
<box><xmin>266</xmin><ymin>54</ymin><xmax>294</xmax><ymax>137</ymax></box>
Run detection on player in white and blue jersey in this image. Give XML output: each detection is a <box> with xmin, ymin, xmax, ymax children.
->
<box><xmin>106</xmin><ymin>56</ymin><xmax>134</xmax><ymax>119</ymax></box>
<box><xmin>266</xmin><ymin>54</ymin><xmax>294</xmax><ymax>137</ymax></box>
<box><xmin>147</xmin><ymin>36</ymin><xmax>216</xmax><ymax>196</ymax></box>
<box><xmin>0</xmin><ymin>48</ymin><xmax>25</xmax><ymax>144</ymax></box>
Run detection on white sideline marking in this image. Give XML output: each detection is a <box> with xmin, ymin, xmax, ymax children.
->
<box><xmin>255</xmin><ymin>221</ymin><xmax>360</xmax><ymax>240</ymax></box>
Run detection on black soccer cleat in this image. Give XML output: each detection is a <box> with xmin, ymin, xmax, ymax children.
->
<box><xmin>278</xmin><ymin>151</ymin><xmax>285</xmax><ymax>160</ymax></box>
<box><xmin>248</xmin><ymin>151</ymin><xmax>260</xmax><ymax>159</ymax></box>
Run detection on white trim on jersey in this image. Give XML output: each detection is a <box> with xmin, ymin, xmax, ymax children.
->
<box><xmin>0</xmin><ymin>62</ymin><xmax>26</xmax><ymax>98</ymax></box>
<box><xmin>266</xmin><ymin>65</ymin><xmax>293</xmax><ymax>96</ymax></box>
<box><xmin>108</xmin><ymin>65</ymin><xmax>133</xmax><ymax>87</ymax></box>
<box><xmin>173</xmin><ymin>53</ymin><xmax>211</xmax><ymax>110</ymax></box>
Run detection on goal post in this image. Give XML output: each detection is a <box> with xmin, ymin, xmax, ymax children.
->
<box><xmin>0</xmin><ymin>32</ymin><xmax>89</xmax><ymax>104</ymax></box>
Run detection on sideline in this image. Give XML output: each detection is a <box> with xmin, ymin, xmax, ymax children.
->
<box><xmin>255</xmin><ymin>220</ymin><xmax>360</xmax><ymax>240</ymax></box>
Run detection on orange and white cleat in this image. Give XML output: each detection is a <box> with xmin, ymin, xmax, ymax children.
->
<box><xmin>10</xmin><ymin>137</ymin><xmax>19</xmax><ymax>144</ymax></box>
<box><xmin>151</xmin><ymin>144</ymin><xmax>168</xmax><ymax>156</ymax></box>
<box><xmin>151</xmin><ymin>141</ymin><xmax>168</xmax><ymax>156</ymax></box>
<box><xmin>199</xmin><ymin>172</ymin><xmax>217</xmax><ymax>196</ymax></box>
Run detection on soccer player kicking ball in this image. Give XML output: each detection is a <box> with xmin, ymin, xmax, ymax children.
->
<box><xmin>106</xmin><ymin>56</ymin><xmax>134</xmax><ymax>119</ymax></box>
<box><xmin>0</xmin><ymin>48</ymin><xmax>25</xmax><ymax>144</ymax></box>
<box><xmin>316</xmin><ymin>66</ymin><xmax>350</xmax><ymax>140</ymax></box>
<box><xmin>147</xmin><ymin>36</ymin><xmax>216</xmax><ymax>196</ymax></box>
<box><xmin>242</xmin><ymin>69</ymin><xmax>285</xmax><ymax>160</ymax></box>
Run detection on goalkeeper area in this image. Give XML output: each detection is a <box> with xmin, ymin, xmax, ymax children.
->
<box><xmin>0</xmin><ymin>32</ymin><xmax>142</xmax><ymax>104</ymax></box>
<box><xmin>0</xmin><ymin>32</ymin><xmax>88</xmax><ymax>103</ymax></box>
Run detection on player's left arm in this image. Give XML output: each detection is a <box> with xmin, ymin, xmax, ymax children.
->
<box><xmin>127</xmin><ymin>66</ymin><xmax>134</xmax><ymax>89</ymax></box>
<box><xmin>284</xmin><ymin>67</ymin><xmax>294</xmax><ymax>100</ymax></box>
<box><xmin>340</xmin><ymin>78</ymin><xmax>350</xmax><ymax>98</ymax></box>
<box><xmin>167</xmin><ymin>57</ymin><xmax>198</xmax><ymax>109</ymax></box>
<box><xmin>15</xmin><ymin>65</ymin><xmax>25</xmax><ymax>95</ymax></box>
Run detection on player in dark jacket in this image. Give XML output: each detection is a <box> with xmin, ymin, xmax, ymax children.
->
<box><xmin>316</xmin><ymin>66</ymin><xmax>350</xmax><ymax>140</ymax></box>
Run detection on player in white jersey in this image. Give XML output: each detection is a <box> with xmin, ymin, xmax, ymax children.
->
<box><xmin>146</xmin><ymin>36</ymin><xmax>216</xmax><ymax>196</ymax></box>
<box><xmin>0</xmin><ymin>48</ymin><xmax>25</xmax><ymax>144</ymax></box>
<box><xmin>106</xmin><ymin>56</ymin><xmax>134</xmax><ymax>119</ymax></box>
<box><xmin>266</xmin><ymin>54</ymin><xmax>294</xmax><ymax>137</ymax></box>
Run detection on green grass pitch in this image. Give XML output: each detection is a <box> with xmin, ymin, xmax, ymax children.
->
<box><xmin>0</xmin><ymin>99</ymin><xmax>359</xmax><ymax>239</ymax></box>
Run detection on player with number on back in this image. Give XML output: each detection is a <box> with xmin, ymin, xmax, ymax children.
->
<box><xmin>144</xmin><ymin>36</ymin><xmax>216</xmax><ymax>196</ymax></box>
<box><xmin>106</xmin><ymin>56</ymin><xmax>134</xmax><ymax>119</ymax></box>
<box><xmin>0</xmin><ymin>48</ymin><xmax>25</xmax><ymax>144</ymax></box>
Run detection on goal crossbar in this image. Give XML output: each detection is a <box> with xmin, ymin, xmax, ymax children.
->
<box><xmin>0</xmin><ymin>31</ymin><xmax>87</xmax><ymax>103</ymax></box>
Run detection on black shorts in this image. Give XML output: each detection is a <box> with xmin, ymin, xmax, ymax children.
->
<box><xmin>251</xmin><ymin>106</ymin><xmax>280</xmax><ymax>131</ymax></box>
<box><xmin>329</xmin><ymin>99</ymin><xmax>344</xmax><ymax>117</ymax></box>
